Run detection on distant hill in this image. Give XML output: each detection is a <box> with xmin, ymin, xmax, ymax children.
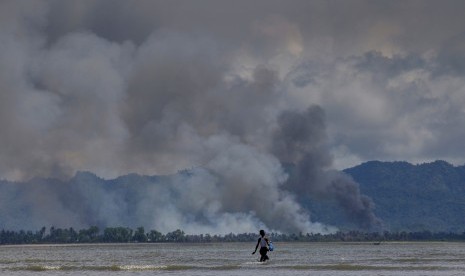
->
<box><xmin>341</xmin><ymin>160</ymin><xmax>465</xmax><ymax>232</ymax></box>
<box><xmin>2</xmin><ymin>160</ymin><xmax>465</xmax><ymax>233</ymax></box>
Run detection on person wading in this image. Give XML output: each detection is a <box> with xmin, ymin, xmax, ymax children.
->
<box><xmin>252</xmin><ymin>229</ymin><xmax>270</xmax><ymax>262</ymax></box>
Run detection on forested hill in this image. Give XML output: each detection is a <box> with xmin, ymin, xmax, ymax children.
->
<box><xmin>343</xmin><ymin>160</ymin><xmax>465</xmax><ymax>232</ymax></box>
<box><xmin>2</xmin><ymin>160</ymin><xmax>465</xmax><ymax>234</ymax></box>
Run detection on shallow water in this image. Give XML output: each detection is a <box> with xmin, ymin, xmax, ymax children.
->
<box><xmin>1</xmin><ymin>242</ymin><xmax>465</xmax><ymax>275</ymax></box>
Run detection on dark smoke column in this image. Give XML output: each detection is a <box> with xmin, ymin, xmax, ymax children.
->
<box><xmin>272</xmin><ymin>105</ymin><xmax>382</xmax><ymax>230</ymax></box>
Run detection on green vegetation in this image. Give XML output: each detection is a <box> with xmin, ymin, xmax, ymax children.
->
<box><xmin>341</xmin><ymin>160</ymin><xmax>465</xmax><ymax>232</ymax></box>
<box><xmin>2</xmin><ymin>226</ymin><xmax>465</xmax><ymax>245</ymax></box>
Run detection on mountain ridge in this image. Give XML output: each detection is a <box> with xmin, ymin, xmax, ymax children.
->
<box><xmin>2</xmin><ymin>160</ymin><xmax>464</xmax><ymax>233</ymax></box>
<box><xmin>342</xmin><ymin>160</ymin><xmax>465</xmax><ymax>232</ymax></box>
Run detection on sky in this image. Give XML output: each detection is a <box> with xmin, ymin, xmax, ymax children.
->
<box><xmin>1</xmin><ymin>0</ymin><xmax>465</xmax><ymax>181</ymax></box>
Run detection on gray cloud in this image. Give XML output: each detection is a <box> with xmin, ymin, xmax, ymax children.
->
<box><xmin>1</xmin><ymin>0</ymin><xmax>464</xmax><ymax>232</ymax></box>
<box><xmin>285</xmin><ymin>50</ymin><xmax>465</xmax><ymax>168</ymax></box>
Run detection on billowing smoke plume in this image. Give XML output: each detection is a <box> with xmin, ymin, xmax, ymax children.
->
<box><xmin>273</xmin><ymin>107</ymin><xmax>381</xmax><ymax>229</ymax></box>
<box><xmin>0</xmin><ymin>164</ymin><xmax>333</xmax><ymax>234</ymax></box>
<box><xmin>0</xmin><ymin>0</ymin><xmax>383</xmax><ymax>233</ymax></box>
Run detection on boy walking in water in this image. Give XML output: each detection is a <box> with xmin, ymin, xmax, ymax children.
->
<box><xmin>252</xmin><ymin>229</ymin><xmax>270</xmax><ymax>262</ymax></box>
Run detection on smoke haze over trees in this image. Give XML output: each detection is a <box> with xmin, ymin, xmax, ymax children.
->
<box><xmin>0</xmin><ymin>168</ymin><xmax>380</xmax><ymax>234</ymax></box>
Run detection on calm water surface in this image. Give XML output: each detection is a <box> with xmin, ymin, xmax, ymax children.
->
<box><xmin>2</xmin><ymin>242</ymin><xmax>465</xmax><ymax>275</ymax></box>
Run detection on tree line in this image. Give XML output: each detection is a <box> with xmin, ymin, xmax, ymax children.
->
<box><xmin>2</xmin><ymin>226</ymin><xmax>465</xmax><ymax>245</ymax></box>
